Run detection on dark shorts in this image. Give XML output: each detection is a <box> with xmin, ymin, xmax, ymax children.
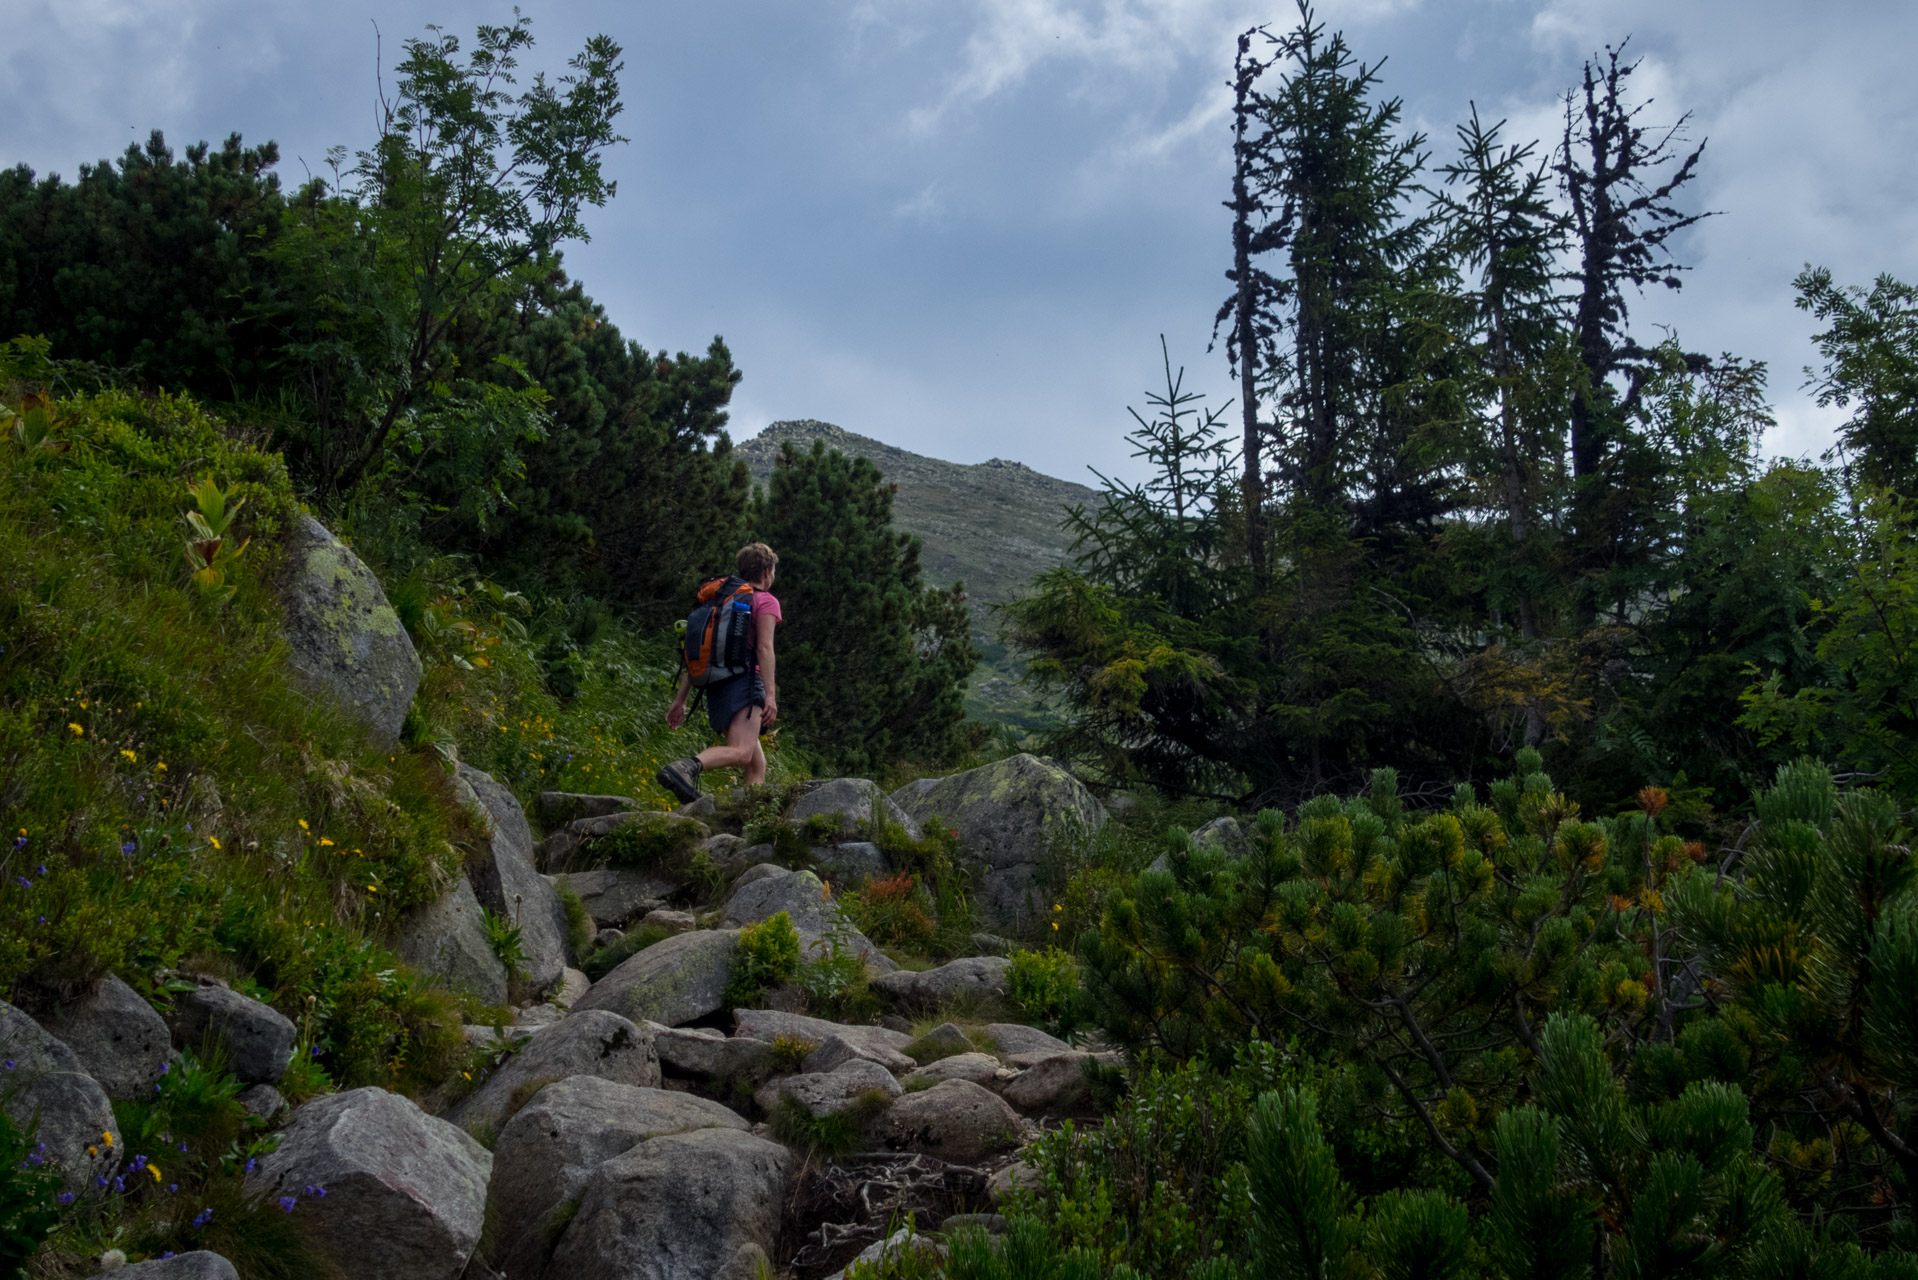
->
<box><xmin>706</xmin><ymin>671</ymin><xmax>765</xmax><ymax>737</ymax></box>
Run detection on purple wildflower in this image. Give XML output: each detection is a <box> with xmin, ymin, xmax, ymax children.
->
<box><xmin>112</xmin><ymin>1176</ymin><xmax>124</xmax><ymax>1193</ymax></box>
<box><xmin>160</xmin><ymin>1062</ymin><xmax>170</xmax><ymax>1075</ymax></box>
<box><xmin>13</xmin><ymin>877</ymin><xmax>29</xmax><ymax>889</ymax></box>
<box><xmin>33</xmin><ymin>864</ymin><xmax>44</xmax><ymax>875</ymax></box>
<box><xmin>243</xmin><ymin>1157</ymin><xmax>255</xmax><ymax>1174</ymax></box>
<box><xmin>278</xmin><ymin>1196</ymin><xmax>297</xmax><ymax>1213</ymax></box>
<box><xmin>120</xmin><ymin>842</ymin><xmax>136</xmax><ymax>855</ymax></box>
<box><xmin>12</xmin><ymin>836</ymin><xmax>24</xmax><ymax>849</ymax></box>
<box><xmin>57</xmin><ymin>1192</ymin><xmax>73</xmax><ymax>1205</ymax></box>
<box><xmin>192</xmin><ymin>1208</ymin><xmax>213</xmax><ymax>1228</ymax></box>
<box><xmin>4</xmin><ymin>1060</ymin><xmax>15</xmax><ymax>1071</ymax></box>
<box><xmin>160</xmin><ymin>1253</ymin><xmax>174</xmax><ymax>1261</ymax></box>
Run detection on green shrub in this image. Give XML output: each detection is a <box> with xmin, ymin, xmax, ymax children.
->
<box><xmin>592</xmin><ymin>813</ymin><xmax>705</xmax><ymax>872</ymax></box>
<box><xmin>1007</xmin><ymin>947</ymin><xmax>1080</xmax><ymax>1034</ymax></box>
<box><xmin>768</xmin><ymin>1092</ymin><xmax>889</xmax><ymax>1156</ymax></box>
<box><xmin>768</xmin><ymin>1035</ymin><xmax>818</xmax><ymax>1073</ymax></box>
<box><xmin>555</xmin><ymin>878</ymin><xmax>594</xmax><ymax>957</ymax></box>
<box><xmin>481</xmin><ymin>906</ymin><xmax>528</xmax><ymax>980</ymax></box>
<box><xmin>724</xmin><ymin>912</ymin><xmax>801</xmax><ymax>1008</ymax></box>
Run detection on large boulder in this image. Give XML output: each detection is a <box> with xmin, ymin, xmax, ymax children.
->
<box><xmin>458</xmin><ymin>764</ymin><xmax>571</xmax><ymax>996</ymax></box>
<box><xmin>93</xmin><ymin>1253</ymin><xmax>239</xmax><ymax>1279</ymax></box>
<box><xmin>1191</xmin><ymin>815</ymin><xmax>1251</xmax><ymax>857</ymax></box>
<box><xmin>166</xmin><ymin>985</ymin><xmax>296</xmax><ymax>1085</ymax></box>
<box><xmin>544</xmin><ymin>1127</ymin><xmax>792</xmax><ymax>1280</ymax></box>
<box><xmin>553</xmin><ymin>868</ymin><xmax>673</xmax><ymax>930</ymax></box>
<box><xmin>870</xmin><ymin>1079</ymin><xmax>1024</xmax><ymax>1162</ymax></box>
<box><xmin>451</xmin><ymin>1010</ymin><xmax>659</xmax><ymax>1141</ymax></box>
<box><xmin>890</xmin><ymin>754</ymin><xmax>1107</xmax><ymax>929</ymax></box>
<box><xmin>810</xmin><ymin>842</ymin><xmax>891</xmax><ymax>884</ymax></box>
<box><xmin>0</xmin><ymin>1003</ymin><xmax>116</xmax><ymax>1191</ymax></box>
<box><xmin>393</xmin><ymin>878</ymin><xmax>510</xmax><ymax>1007</ymax></box>
<box><xmin>486</xmin><ymin>1077</ymin><xmax>747</xmax><ymax>1279</ymax></box>
<box><xmin>39</xmin><ymin>974</ymin><xmax>170</xmax><ymax>1100</ymax></box>
<box><xmin>870</xmin><ymin>956</ymin><xmax>1010</xmax><ymax>1013</ymax></box>
<box><xmin>1000</xmin><ymin>1051</ymin><xmax>1102</xmax><ymax>1114</ymax></box>
<box><xmin>245</xmin><ymin>1087</ymin><xmax>490</xmax><ymax>1280</ymax></box>
<box><xmin>791</xmin><ymin>778</ymin><xmax>922</xmax><ymax>841</ymax></box>
<box><xmin>570</xmin><ymin>930</ymin><xmax>738</xmax><ymax>1028</ymax></box>
<box><xmin>278</xmin><ymin>513</ymin><xmax>421</xmax><ymax>747</ymax></box>
<box><xmin>753</xmin><ymin>1058</ymin><xmax>901</xmax><ymax>1117</ymax></box>
<box><xmin>720</xmin><ymin>866</ymin><xmax>897</xmax><ymax>973</ymax></box>
<box><xmin>802</xmin><ymin>1033</ymin><xmax>916</xmax><ymax>1076</ymax></box>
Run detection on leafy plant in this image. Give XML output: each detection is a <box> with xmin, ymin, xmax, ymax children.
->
<box><xmin>0</xmin><ymin>1110</ymin><xmax>61</xmax><ymax>1278</ymax></box>
<box><xmin>481</xmin><ymin>906</ymin><xmax>528</xmax><ymax>980</ymax></box>
<box><xmin>724</xmin><ymin>912</ymin><xmax>800</xmax><ymax>1008</ymax></box>
<box><xmin>180</xmin><ymin>474</ymin><xmax>251</xmax><ymax>607</ymax></box>
<box><xmin>800</xmin><ymin>918</ymin><xmax>875</xmax><ymax>1021</ymax></box>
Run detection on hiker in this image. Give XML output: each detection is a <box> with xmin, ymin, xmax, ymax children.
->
<box><xmin>656</xmin><ymin>542</ymin><xmax>781</xmax><ymax>800</ymax></box>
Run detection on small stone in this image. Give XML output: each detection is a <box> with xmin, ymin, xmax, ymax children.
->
<box><xmin>652</xmin><ymin>1024</ymin><xmax>777</xmax><ymax>1082</ymax></box>
<box><xmin>594</xmin><ymin>927</ymin><xmax>625</xmax><ymax>949</ymax></box>
<box><xmin>872</xmin><ymin>1079</ymin><xmax>1024</xmax><ymax>1162</ymax></box>
<box><xmin>790</xmin><ymin>777</ymin><xmax>923</xmax><ymax>841</ymax></box>
<box><xmin>40</xmin><ymin>973</ymin><xmax>171</xmax><ymax>1100</ymax></box>
<box><xmin>982</xmin><ymin>1023</ymin><xmax>1070</xmax><ymax>1060</ymax></box>
<box><xmin>166</xmin><ymin>985</ymin><xmax>297</xmax><ymax>1085</ymax></box>
<box><xmin>721</xmin><ymin>866</ymin><xmax>896</xmax><ymax>972</ymax></box>
<box><xmin>513</xmin><ymin>1004</ymin><xmax>565</xmax><ymax>1029</ymax></box>
<box><xmin>553</xmin><ymin>967</ymin><xmax>591</xmax><ymax>1010</ymax></box>
<box><xmin>680</xmin><ymin>794</ymin><xmax>718</xmax><ymax>818</ymax></box>
<box><xmin>755</xmin><ymin>1058</ymin><xmax>902</xmax><ymax>1117</ymax></box>
<box><xmin>639</xmin><ymin>908</ymin><xmax>698</xmax><ymax>935</ymax></box>
<box><xmin>236</xmin><ymin>1083</ymin><xmax>287</xmax><ymax>1123</ymax></box>
<box><xmin>987</xmin><ymin>1160</ymin><xmax>1041</xmax><ymax>1206</ymax></box>
<box><xmin>871</xmin><ymin>957</ymin><xmax>1011</xmax><ymax>1012</ymax></box>
<box><xmin>733</xmin><ymin>1009</ymin><xmax>913</xmax><ymax>1061</ymax></box>
<box><xmin>999</xmin><ymin>1052</ymin><xmax>1099</xmax><ymax>1114</ymax></box>
<box><xmin>571</xmin><ymin>929</ymin><xmax>739</xmax><ymax>1028</ymax></box>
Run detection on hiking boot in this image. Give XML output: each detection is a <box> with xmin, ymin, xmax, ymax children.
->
<box><xmin>656</xmin><ymin>756</ymin><xmax>704</xmax><ymax>804</ymax></box>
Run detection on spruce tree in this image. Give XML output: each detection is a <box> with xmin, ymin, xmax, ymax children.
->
<box><xmin>751</xmin><ymin>440</ymin><xmax>976</xmax><ymax>774</ymax></box>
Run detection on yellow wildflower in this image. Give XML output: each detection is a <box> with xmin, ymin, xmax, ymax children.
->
<box><xmin>208</xmin><ymin>837</ymin><xmax>221</xmax><ymax>850</ymax></box>
<box><xmin>120</xmin><ymin>749</ymin><xmax>137</xmax><ymax>763</ymax></box>
<box><xmin>148</xmin><ymin>1163</ymin><xmax>162</xmax><ymax>1183</ymax></box>
<box><xmin>318</xmin><ymin>837</ymin><xmax>334</xmax><ymax>847</ymax></box>
<box><xmin>298</xmin><ymin>819</ymin><xmax>309</xmax><ymax>831</ymax></box>
<box><xmin>154</xmin><ymin>761</ymin><xmax>167</xmax><ymax>771</ymax></box>
<box><xmin>67</xmin><ymin>723</ymin><xmax>83</xmax><ymax>736</ymax></box>
<box><xmin>101</xmin><ymin>1131</ymin><xmax>114</xmax><ymax>1147</ymax></box>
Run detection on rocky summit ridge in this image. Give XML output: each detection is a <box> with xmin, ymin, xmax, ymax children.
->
<box><xmin>735</xmin><ymin>419</ymin><xmax>1098</xmax><ymax>612</ymax></box>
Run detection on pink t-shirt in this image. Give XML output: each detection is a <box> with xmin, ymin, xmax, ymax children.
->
<box><xmin>750</xmin><ymin>592</ymin><xmax>782</xmax><ymax>668</ymax></box>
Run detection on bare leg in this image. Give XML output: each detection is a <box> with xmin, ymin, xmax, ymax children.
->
<box><xmin>696</xmin><ymin>705</ymin><xmax>765</xmax><ymax>781</ymax></box>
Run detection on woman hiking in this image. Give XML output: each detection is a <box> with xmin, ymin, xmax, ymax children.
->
<box><xmin>656</xmin><ymin>541</ymin><xmax>781</xmax><ymax>800</ymax></box>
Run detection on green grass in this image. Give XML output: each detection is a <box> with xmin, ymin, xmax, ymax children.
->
<box><xmin>767</xmin><ymin>1092</ymin><xmax>891</xmax><ymax>1157</ymax></box>
<box><xmin>0</xmin><ymin>385</ymin><xmax>474</xmax><ymax>1094</ymax></box>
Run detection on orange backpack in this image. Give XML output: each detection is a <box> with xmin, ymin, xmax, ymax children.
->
<box><xmin>681</xmin><ymin>576</ymin><xmax>757</xmax><ymax>687</ymax></box>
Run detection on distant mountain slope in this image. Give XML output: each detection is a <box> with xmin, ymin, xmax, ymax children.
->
<box><xmin>737</xmin><ymin>419</ymin><xmax>1101</xmax><ymax>729</ymax></box>
<box><xmin>736</xmin><ymin>419</ymin><xmax>1098</xmax><ymax>610</ymax></box>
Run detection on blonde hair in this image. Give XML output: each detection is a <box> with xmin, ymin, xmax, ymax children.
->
<box><xmin>736</xmin><ymin>542</ymin><xmax>779</xmax><ymax>581</ymax></box>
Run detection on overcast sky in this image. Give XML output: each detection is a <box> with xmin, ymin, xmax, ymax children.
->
<box><xmin>3</xmin><ymin>0</ymin><xmax>1913</xmax><ymax>483</ymax></box>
